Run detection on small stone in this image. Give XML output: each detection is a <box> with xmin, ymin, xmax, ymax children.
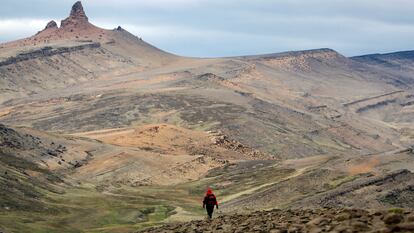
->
<box><xmin>352</xmin><ymin>221</ymin><xmax>370</xmax><ymax>231</ymax></box>
<box><xmin>308</xmin><ymin>228</ymin><xmax>323</xmax><ymax>233</ymax></box>
<box><xmin>384</xmin><ymin>213</ymin><xmax>404</xmax><ymax>225</ymax></box>
<box><xmin>395</xmin><ymin>223</ymin><xmax>414</xmax><ymax>231</ymax></box>
<box><xmin>278</xmin><ymin>228</ymin><xmax>288</xmax><ymax>233</ymax></box>
<box><xmin>307</xmin><ymin>217</ymin><xmax>330</xmax><ymax>226</ymax></box>
<box><xmin>349</xmin><ymin>209</ymin><xmax>365</xmax><ymax>218</ymax></box>
<box><xmin>336</xmin><ymin>213</ymin><xmax>351</xmax><ymax>221</ymax></box>
<box><xmin>407</xmin><ymin>214</ymin><xmax>414</xmax><ymax>222</ymax></box>
<box><xmin>288</xmin><ymin>226</ymin><xmax>300</xmax><ymax>233</ymax></box>
<box><xmin>240</xmin><ymin>221</ymin><xmax>249</xmax><ymax>226</ymax></box>
<box><xmin>253</xmin><ymin>225</ymin><xmax>262</xmax><ymax>231</ymax></box>
<box><xmin>378</xmin><ymin>228</ymin><xmax>391</xmax><ymax>233</ymax></box>
<box><xmin>332</xmin><ymin>225</ymin><xmax>352</xmax><ymax>233</ymax></box>
<box><xmin>372</xmin><ymin>211</ymin><xmax>384</xmax><ymax>216</ymax></box>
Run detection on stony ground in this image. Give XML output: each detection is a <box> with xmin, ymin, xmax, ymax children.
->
<box><xmin>139</xmin><ymin>208</ymin><xmax>414</xmax><ymax>233</ymax></box>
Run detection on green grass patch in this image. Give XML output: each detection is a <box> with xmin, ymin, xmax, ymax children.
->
<box><xmin>0</xmin><ymin>183</ymin><xmax>207</xmax><ymax>233</ymax></box>
<box><xmin>388</xmin><ymin>208</ymin><xmax>404</xmax><ymax>214</ymax></box>
<box><xmin>327</xmin><ymin>175</ymin><xmax>358</xmax><ymax>189</ymax></box>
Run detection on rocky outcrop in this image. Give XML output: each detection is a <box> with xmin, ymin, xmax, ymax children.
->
<box><xmin>0</xmin><ymin>43</ymin><xmax>100</xmax><ymax>66</ymax></box>
<box><xmin>0</xmin><ymin>124</ymin><xmax>66</xmax><ymax>157</ymax></box>
<box><xmin>0</xmin><ymin>124</ymin><xmax>41</xmax><ymax>150</ymax></box>
<box><xmin>197</xmin><ymin>73</ymin><xmax>226</xmax><ymax>82</ymax></box>
<box><xmin>209</xmin><ymin>130</ymin><xmax>275</xmax><ymax>160</ymax></box>
<box><xmin>61</xmin><ymin>1</ymin><xmax>89</xmax><ymax>28</ymax></box>
<box><xmin>44</xmin><ymin>20</ymin><xmax>58</xmax><ymax>30</ymax></box>
<box><xmin>243</xmin><ymin>48</ymin><xmax>346</xmax><ymax>72</ymax></box>
<box><xmin>35</xmin><ymin>20</ymin><xmax>58</xmax><ymax>35</ymax></box>
<box><xmin>343</xmin><ymin>90</ymin><xmax>404</xmax><ymax>107</ymax></box>
<box><xmin>356</xmin><ymin>99</ymin><xmax>398</xmax><ymax>113</ymax></box>
<box><xmin>71</xmin><ymin>1</ymin><xmax>88</xmax><ymax>19</ymax></box>
<box><xmin>401</xmin><ymin>100</ymin><xmax>414</xmax><ymax>107</ymax></box>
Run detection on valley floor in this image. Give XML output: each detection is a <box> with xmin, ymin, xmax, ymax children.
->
<box><xmin>1</xmin><ymin>151</ymin><xmax>414</xmax><ymax>233</ymax></box>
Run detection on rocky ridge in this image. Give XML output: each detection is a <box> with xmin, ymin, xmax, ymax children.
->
<box><xmin>0</xmin><ymin>43</ymin><xmax>100</xmax><ymax>66</ymax></box>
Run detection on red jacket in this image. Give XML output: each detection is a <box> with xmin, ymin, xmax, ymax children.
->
<box><xmin>203</xmin><ymin>189</ymin><xmax>218</xmax><ymax>207</ymax></box>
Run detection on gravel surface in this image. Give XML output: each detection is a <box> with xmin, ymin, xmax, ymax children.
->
<box><xmin>139</xmin><ymin>208</ymin><xmax>414</xmax><ymax>233</ymax></box>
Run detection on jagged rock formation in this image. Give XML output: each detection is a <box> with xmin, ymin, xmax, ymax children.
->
<box><xmin>1</xmin><ymin>1</ymin><xmax>105</xmax><ymax>47</ymax></box>
<box><xmin>61</xmin><ymin>1</ymin><xmax>89</xmax><ymax>28</ymax></box>
<box><xmin>0</xmin><ymin>1</ymin><xmax>176</xmax><ymax>104</ymax></box>
<box><xmin>44</xmin><ymin>20</ymin><xmax>58</xmax><ymax>30</ymax></box>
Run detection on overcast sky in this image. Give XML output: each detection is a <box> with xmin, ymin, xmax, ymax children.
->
<box><xmin>1</xmin><ymin>0</ymin><xmax>413</xmax><ymax>57</ymax></box>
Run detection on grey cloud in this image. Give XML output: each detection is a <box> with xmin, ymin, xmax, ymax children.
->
<box><xmin>0</xmin><ymin>0</ymin><xmax>413</xmax><ymax>57</ymax></box>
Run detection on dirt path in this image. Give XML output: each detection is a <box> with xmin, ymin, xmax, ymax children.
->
<box><xmin>220</xmin><ymin>166</ymin><xmax>311</xmax><ymax>203</ymax></box>
<box><xmin>220</xmin><ymin>155</ymin><xmax>332</xmax><ymax>203</ymax></box>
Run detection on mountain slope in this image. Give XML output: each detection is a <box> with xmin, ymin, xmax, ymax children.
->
<box><xmin>1</xmin><ymin>47</ymin><xmax>406</xmax><ymax>158</ymax></box>
<box><xmin>0</xmin><ymin>1</ymin><xmax>178</xmax><ymax>104</ymax></box>
<box><xmin>351</xmin><ymin>50</ymin><xmax>414</xmax><ymax>90</ymax></box>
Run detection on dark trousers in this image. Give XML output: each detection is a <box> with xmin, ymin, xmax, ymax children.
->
<box><xmin>206</xmin><ymin>205</ymin><xmax>215</xmax><ymax>218</ymax></box>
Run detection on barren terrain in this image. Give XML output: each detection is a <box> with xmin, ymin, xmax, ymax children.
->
<box><xmin>1</xmin><ymin>1</ymin><xmax>414</xmax><ymax>233</ymax></box>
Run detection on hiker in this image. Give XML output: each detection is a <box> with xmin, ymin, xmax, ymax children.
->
<box><xmin>203</xmin><ymin>188</ymin><xmax>218</xmax><ymax>219</ymax></box>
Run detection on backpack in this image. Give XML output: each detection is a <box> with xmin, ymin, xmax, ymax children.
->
<box><xmin>205</xmin><ymin>194</ymin><xmax>217</xmax><ymax>206</ymax></box>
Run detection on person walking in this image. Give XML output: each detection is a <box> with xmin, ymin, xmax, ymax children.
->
<box><xmin>203</xmin><ymin>188</ymin><xmax>218</xmax><ymax>219</ymax></box>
